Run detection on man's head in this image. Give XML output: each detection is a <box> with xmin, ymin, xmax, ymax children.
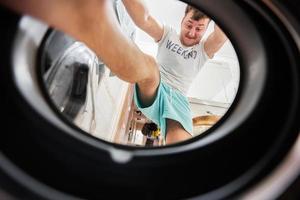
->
<box><xmin>180</xmin><ymin>5</ymin><xmax>210</xmax><ymax>46</ymax></box>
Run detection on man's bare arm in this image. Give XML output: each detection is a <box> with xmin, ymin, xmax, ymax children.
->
<box><xmin>122</xmin><ymin>0</ymin><xmax>164</xmax><ymax>42</ymax></box>
<box><xmin>204</xmin><ymin>24</ymin><xmax>228</xmax><ymax>58</ymax></box>
<box><xmin>0</xmin><ymin>0</ymin><xmax>158</xmax><ymax>84</ymax></box>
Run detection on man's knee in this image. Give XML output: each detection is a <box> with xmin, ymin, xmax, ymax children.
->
<box><xmin>136</xmin><ymin>69</ymin><xmax>160</xmax><ymax>107</ymax></box>
<box><xmin>138</xmin><ymin>74</ymin><xmax>159</xmax><ymax>92</ymax></box>
<box><xmin>166</xmin><ymin>119</ymin><xmax>192</xmax><ymax>144</ymax></box>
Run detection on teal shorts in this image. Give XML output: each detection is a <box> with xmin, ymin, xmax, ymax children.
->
<box><xmin>134</xmin><ymin>80</ymin><xmax>193</xmax><ymax>140</ymax></box>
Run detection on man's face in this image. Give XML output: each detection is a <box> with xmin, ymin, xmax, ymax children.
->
<box><xmin>180</xmin><ymin>11</ymin><xmax>210</xmax><ymax>47</ymax></box>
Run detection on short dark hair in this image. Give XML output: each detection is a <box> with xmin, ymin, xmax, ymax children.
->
<box><xmin>141</xmin><ymin>122</ymin><xmax>158</xmax><ymax>137</ymax></box>
<box><xmin>185</xmin><ymin>5</ymin><xmax>209</xmax><ymax>21</ymax></box>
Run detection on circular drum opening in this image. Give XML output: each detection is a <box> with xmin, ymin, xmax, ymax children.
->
<box><xmin>37</xmin><ymin>0</ymin><xmax>241</xmax><ymax>148</ymax></box>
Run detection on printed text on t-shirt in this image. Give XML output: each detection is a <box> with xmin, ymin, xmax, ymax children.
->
<box><xmin>166</xmin><ymin>40</ymin><xmax>197</xmax><ymax>60</ymax></box>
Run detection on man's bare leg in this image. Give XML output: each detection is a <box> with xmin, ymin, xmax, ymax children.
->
<box><xmin>166</xmin><ymin>119</ymin><xmax>192</xmax><ymax>145</ymax></box>
<box><xmin>0</xmin><ymin>0</ymin><xmax>160</xmax><ymax>104</ymax></box>
<box><xmin>0</xmin><ymin>0</ymin><xmax>190</xmax><ymax>142</ymax></box>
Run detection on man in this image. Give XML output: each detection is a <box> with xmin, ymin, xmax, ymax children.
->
<box><xmin>0</xmin><ymin>0</ymin><xmax>227</xmax><ymax>145</ymax></box>
<box><xmin>122</xmin><ymin>0</ymin><xmax>228</xmax><ymax>144</ymax></box>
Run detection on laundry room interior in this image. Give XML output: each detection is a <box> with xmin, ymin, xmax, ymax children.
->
<box><xmin>43</xmin><ymin>0</ymin><xmax>240</xmax><ymax>147</ymax></box>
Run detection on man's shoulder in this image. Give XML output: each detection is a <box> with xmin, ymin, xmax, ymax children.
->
<box><xmin>195</xmin><ymin>40</ymin><xmax>206</xmax><ymax>49</ymax></box>
<box><xmin>161</xmin><ymin>25</ymin><xmax>179</xmax><ymax>41</ymax></box>
<box><xmin>157</xmin><ymin>25</ymin><xmax>175</xmax><ymax>44</ymax></box>
<box><xmin>161</xmin><ymin>25</ymin><xmax>176</xmax><ymax>35</ymax></box>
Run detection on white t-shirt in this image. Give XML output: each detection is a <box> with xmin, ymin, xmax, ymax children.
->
<box><xmin>157</xmin><ymin>26</ymin><xmax>209</xmax><ymax>95</ymax></box>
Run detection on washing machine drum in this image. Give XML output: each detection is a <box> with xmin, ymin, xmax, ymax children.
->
<box><xmin>44</xmin><ymin>42</ymin><xmax>93</xmax><ymax>120</ymax></box>
<box><xmin>0</xmin><ymin>0</ymin><xmax>299</xmax><ymax>200</ymax></box>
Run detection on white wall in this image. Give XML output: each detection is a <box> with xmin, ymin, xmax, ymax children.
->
<box><xmin>135</xmin><ymin>0</ymin><xmax>186</xmax><ymax>44</ymax></box>
<box><xmin>188</xmin><ymin>41</ymin><xmax>240</xmax><ymax>104</ymax></box>
<box><xmin>134</xmin><ymin>0</ymin><xmax>240</xmax><ymax>104</ymax></box>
